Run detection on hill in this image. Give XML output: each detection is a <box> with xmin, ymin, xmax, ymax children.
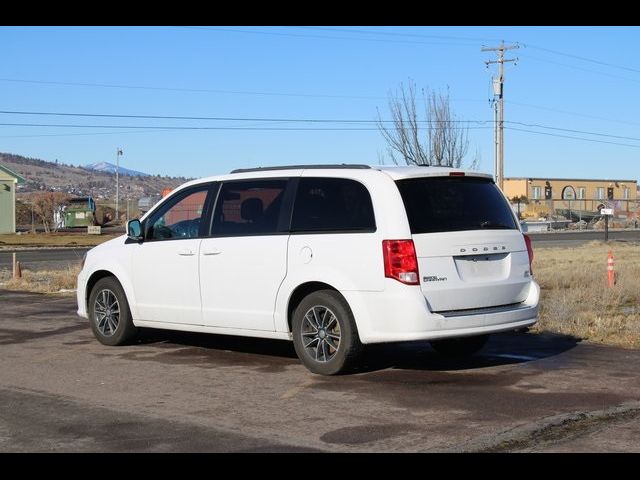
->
<box><xmin>0</xmin><ymin>152</ymin><xmax>190</xmax><ymax>201</ymax></box>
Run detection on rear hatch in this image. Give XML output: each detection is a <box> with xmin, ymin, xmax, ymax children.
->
<box><xmin>396</xmin><ymin>175</ymin><xmax>531</xmax><ymax>313</ymax></box>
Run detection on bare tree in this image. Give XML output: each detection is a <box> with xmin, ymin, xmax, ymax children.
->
<box><xmin>32</xmin><ymin>192</ymin><xmax>69</xmax><ymax>233</ymax></box>
<box><xmin>377</xmin><ymin>80</ymin><xmax>478</xmax><ymax>169</ymax></box>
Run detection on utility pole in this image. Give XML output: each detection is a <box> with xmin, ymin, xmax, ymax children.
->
<box><xmin>116</xmin><ymin>148</ymin><xmax>123</xmax><ymax>224</ymax></box>
<box><xmin>482</xmin><ymin>41</ymin><xmax>519</xmax><ymax>191</ymax></box>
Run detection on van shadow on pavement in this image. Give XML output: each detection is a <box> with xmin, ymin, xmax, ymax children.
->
<box><xmin>134</xmin><ymin>328</ymin><xmax>580</xmax><ymax>374</ymax></box>
<box><xmin>356</xmin><ymin>331</ymin><xmax>579</xmax><ymax>373</ymax></box>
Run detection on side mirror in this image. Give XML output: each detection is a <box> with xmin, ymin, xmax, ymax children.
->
<box><xmin>127</xmin><ymin>219</ymin><xmax>144</xmax><ymax>242</ymax></box>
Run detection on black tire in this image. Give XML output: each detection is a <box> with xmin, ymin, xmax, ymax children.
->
<box><xmin>291</xmin><ymin>290</ymin><xmax>362</xmax><ymax>375</ymax></box>
<box><xmin>430</xmin><ymin>334</ymin><xmax>489</xmax><ymax>358</ymax></box>
<box><xmin>88</xmin><ymin>276</ymin><xmax>138</xmax><ymax>346</ymax></box>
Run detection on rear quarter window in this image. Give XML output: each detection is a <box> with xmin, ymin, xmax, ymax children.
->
<box><xmin>291</xmin><ymin>177</ymin><xmax>376</xmax><ymax>233</ymax></box>
<box><xmin>396</xmin><ymin>176</ymin><xmax>517</xmax><ymax>234</ymax></box>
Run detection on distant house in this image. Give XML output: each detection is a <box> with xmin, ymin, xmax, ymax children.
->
<box><xmin>0</xmin><ymin>164</ymin><xmax>26</xmax><ymax>234</ymax></box>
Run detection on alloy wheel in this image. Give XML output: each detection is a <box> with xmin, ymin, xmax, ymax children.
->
<box><xmin>301</xmin><ymin>305</ymin><xmax>341</xmax><ymax>362</ymax></box>
<box><xmin>94</xmin><ymin>289</ymin><xmax>120</xmax><ymax>337</ymax></box>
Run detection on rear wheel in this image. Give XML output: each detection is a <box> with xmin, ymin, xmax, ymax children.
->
<box><xmin>88</xmin><ymin>277</ymin><xmax>137</xmax><ymax>346</ymax></box>
<box><xmin>430</xmin><ymin>334</ymin><xmax>489</xmax><ymax>358</ymax></box>
<box><xmin>292</xmin><ymin>290</ymin><xmax>362</xmax><ymax>375</ymax></box>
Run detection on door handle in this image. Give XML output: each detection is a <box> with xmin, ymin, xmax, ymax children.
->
<box><xmin>202</xmin><ymin>249</ymin><xmax>222</xmax><ymax>256</ymax></box>
<box><xmin>177</xmin><ymin>248</ymin><xmax>195</xmax><ymax>256</ymax></box>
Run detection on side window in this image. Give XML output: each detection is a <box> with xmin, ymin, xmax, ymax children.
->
<box><xmin>531</xmin><ymin>186</ymin><xmax>541</xmax><ymax>200</ymax></box>
<box><xmin>147</xmin><ymin>186</ymin><xmax>210</xmax><ymax>240</ymax></box>
<box><xmin>211</xmin><ymin>179</ymin><xmax>288</xmax><ymax>236</ymax></box>
<box><xmin>291</xmin><ymin>177</ymin><xmax>375</xmax><ymax>232</ymax></box>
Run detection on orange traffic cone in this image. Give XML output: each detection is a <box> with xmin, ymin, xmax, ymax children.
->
<box><xmin>607</xmin><ymin>251</ymin><xmax>615</xmax><ymax>287</ymax></box>
<box><xmin>14</xmin><ymin>260</ymin><xmax>22</xmax><ymax>279</ymax></box>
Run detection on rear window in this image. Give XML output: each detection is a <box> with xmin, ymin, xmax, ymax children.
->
<box><xmin>291</xmin><ymin>177</ymin><xmax>375</xmax><ymax>233</ymax></box>
<box><xmin>396</xmin><ymin>176</ymin><xmax>517</xmax><ymax>234</ymax></box>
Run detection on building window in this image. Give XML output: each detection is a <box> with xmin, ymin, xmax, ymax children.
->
<box><xmin>531</xmin><ymin>186</ymin><xmax>541</xmax><ymax>200</ymax></box>
<box><xmin>577</xmin><ymin>187</ymin><xmax>586</xmax><ymax>199</ymax></box>
<box><xmin>623</xmin><ymin>187</ymin><xmax>630</xmax><ymax>200</ymax></box>
<box><xmin>562</xmin><ymin>186</ymin><xmax>575</xmax><ymax>200</ymax></box>
<box><xmin>596</xmin><ymin>187</ymin><xmax>605</xmax><ymax>200</ymax></box>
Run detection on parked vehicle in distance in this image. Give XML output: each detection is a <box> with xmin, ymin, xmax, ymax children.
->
<box><xmin>77</xmin><ymin>164</ymin><xmax>539</xmax><ymax>375</ymax></box>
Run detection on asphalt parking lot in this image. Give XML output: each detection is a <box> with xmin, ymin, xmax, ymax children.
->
<box><xmin>1</xmin><ymin>289</ymin><xmax>640</xmax><ymax>452</ymax></box>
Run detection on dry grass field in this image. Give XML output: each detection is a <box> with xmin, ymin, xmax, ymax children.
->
<box><xmin>533</xmin><ymin>241</ymin><xmax>640</xmax><ymax>348</ymax></box>
<box><xmin>0</xmin><ymin>266</ymin><xmax>80</xmax><ymax>294</ymax></box>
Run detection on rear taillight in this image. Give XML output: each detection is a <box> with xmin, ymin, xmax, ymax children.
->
<box><xmin>383</xmin><ymin>240</ymin><xmax>420</xmax><ymax>285</ymax></box>
<box><xmin>523</xmin><ymin>234</ymin><xmax>534</xmax><ymax>275</ymax></box>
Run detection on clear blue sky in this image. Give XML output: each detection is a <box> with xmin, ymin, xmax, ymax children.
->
<box><xmin>1</xmin><ymin>26</ymin><xmax>639</xmax><ymax>181</ymax></box>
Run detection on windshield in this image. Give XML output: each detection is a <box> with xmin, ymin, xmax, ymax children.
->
<box><xmin>396</xmin><ymin>176</ymin><xmax>518</xmax><ymax>234</ymax></box>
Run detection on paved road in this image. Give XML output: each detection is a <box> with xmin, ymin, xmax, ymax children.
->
<box><xmin>529</xmin><ymin>229</ymin><xmax>640</xmax><ymax>248</ymax></box>
<box><xmin>0</xmin><ymin>248</ymin><xmax>89</xmax><ymax>272</ymax></box>
<box><xmin>1</xmin><ymin>290</ymin><xmax>639</xmax><ymax>452</ymax></box>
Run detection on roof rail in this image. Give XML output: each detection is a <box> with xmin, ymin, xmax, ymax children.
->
<box><xmin>230</xmin><ymin>164</ymin><xmax>371</xmax><ymax>174</ymax></box>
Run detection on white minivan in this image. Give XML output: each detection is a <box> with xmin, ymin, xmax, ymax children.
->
<box><xmin>77</xmin><ymin>165</ymin><xmax>538</xmax><ymax>375</ymax></box>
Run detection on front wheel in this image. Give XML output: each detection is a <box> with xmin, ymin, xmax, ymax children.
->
<box><xmin>88</xmin><ymin>277</ymin><xmax>138</xmax><ymax>346</ymax></box>
<box><xmin>430</xmin><ymin>334</ymin><xmax>489</xmax><ymax>358</ymax></box>
<box><xmin>291</xmin><ymin>290</ymin><xmax>362</xmax><ymax>375</ymax></box>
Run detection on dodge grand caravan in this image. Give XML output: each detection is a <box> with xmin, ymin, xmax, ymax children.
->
<box><xmin>77</xmin><ymin>165</ymin><xmax>539</xmax><ymax>375</ymax></box>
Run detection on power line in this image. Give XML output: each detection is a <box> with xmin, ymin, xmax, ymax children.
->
<box><xmin>293</xmin><ymin>26</ymin><xmax>503</xmax><ymax>43</ymax></box>
<box><xmin>518</xmin><ymin>54</ymin><xmax>640</xmax><ymax>85</ymax></box>
<box><xmin>2</xmin><ymin>75</ymin><xmax>637</xmax><ymax>130</ymax></box>
<box><xmin>506</xmin><ymin>126</ymin><xmax>640</xmax><ymax>149</ymax></box>
<box><xmin>2</xmin><ymin>121</ymin><xmax>640</xmax><ymax>150</ymax></box>
<box><xmin>508</xmin><ymin>100</ymin><xmax>640</xmax><ymax>127</ymax></box>
<box><xmin>0</xmin><ymin>128</ymin><xmax>181</xmax><ymax>138</ymax></box>
<box><xmin>0</xmin><ymin>122</ymin><xmax>491</xmax><ymax>131</ymax></box>
<box><xmin>1</xmin><ymin>110</ymin><xmax>639</xmax><ymax>141</ymax></box>
<box><xmin>524</xmin><ymin>43</ymin><xmax>640</xmax><ymax>75</ymax></box>
<box><xmin>179</xmin><ymin>26</ymin><xmax>640</xmax><ymax>78</ymax></box>
<box><xmin>172</xmin><ymin>26</ymin><xmax>480</xmax><ymax>47</ymax></box>
<box><xmin>0</xmin><ymin>109</ymin><xmax>492</xmax><ymax>124</ymax></box>
<box><xmin>506</xmin><ymin>121</ymin><xmax>640</xmax><ymax>142</ymax></box>
<box><xmin>0</xmin><ymin>77</ymin><xmax>487</xmax><ymax>104</ymax></box>
<box><xmin>0</xmin><ymin>77</ymin><xmax>387</xmax><ymax>100</ymax></box>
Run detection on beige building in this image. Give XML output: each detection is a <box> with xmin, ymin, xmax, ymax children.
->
<box><xmin>504</xmin><ymin>177</ymin><xmax>638</xmax><ymax>218</ymax></box>
<box><xmin>0</xmin><ymin>164</ymin><xmax>25</xmax><ymax>234</ymax></box>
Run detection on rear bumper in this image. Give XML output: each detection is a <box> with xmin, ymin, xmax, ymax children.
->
<box><xmin>343</xmin><ymin>279</ymin><xmax>539</xmax><ymax>344</ymax></box>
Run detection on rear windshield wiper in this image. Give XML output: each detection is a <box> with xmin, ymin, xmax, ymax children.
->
<box><xmin>479</xmin><ymin>220</ymin><xmax>513</xmax><ymax>229</ymax></box>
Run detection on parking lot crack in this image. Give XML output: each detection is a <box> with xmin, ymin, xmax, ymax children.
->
<box><xmin>441</xmin><ymin>402</ymin><xmax>640</xmax><ymax>452</ymax></box>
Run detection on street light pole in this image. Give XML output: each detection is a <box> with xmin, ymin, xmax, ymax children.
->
<box><xmin>116</xmin><ymin>148</ymin><xmax>123</xmax><ymax>224</ymax></box>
